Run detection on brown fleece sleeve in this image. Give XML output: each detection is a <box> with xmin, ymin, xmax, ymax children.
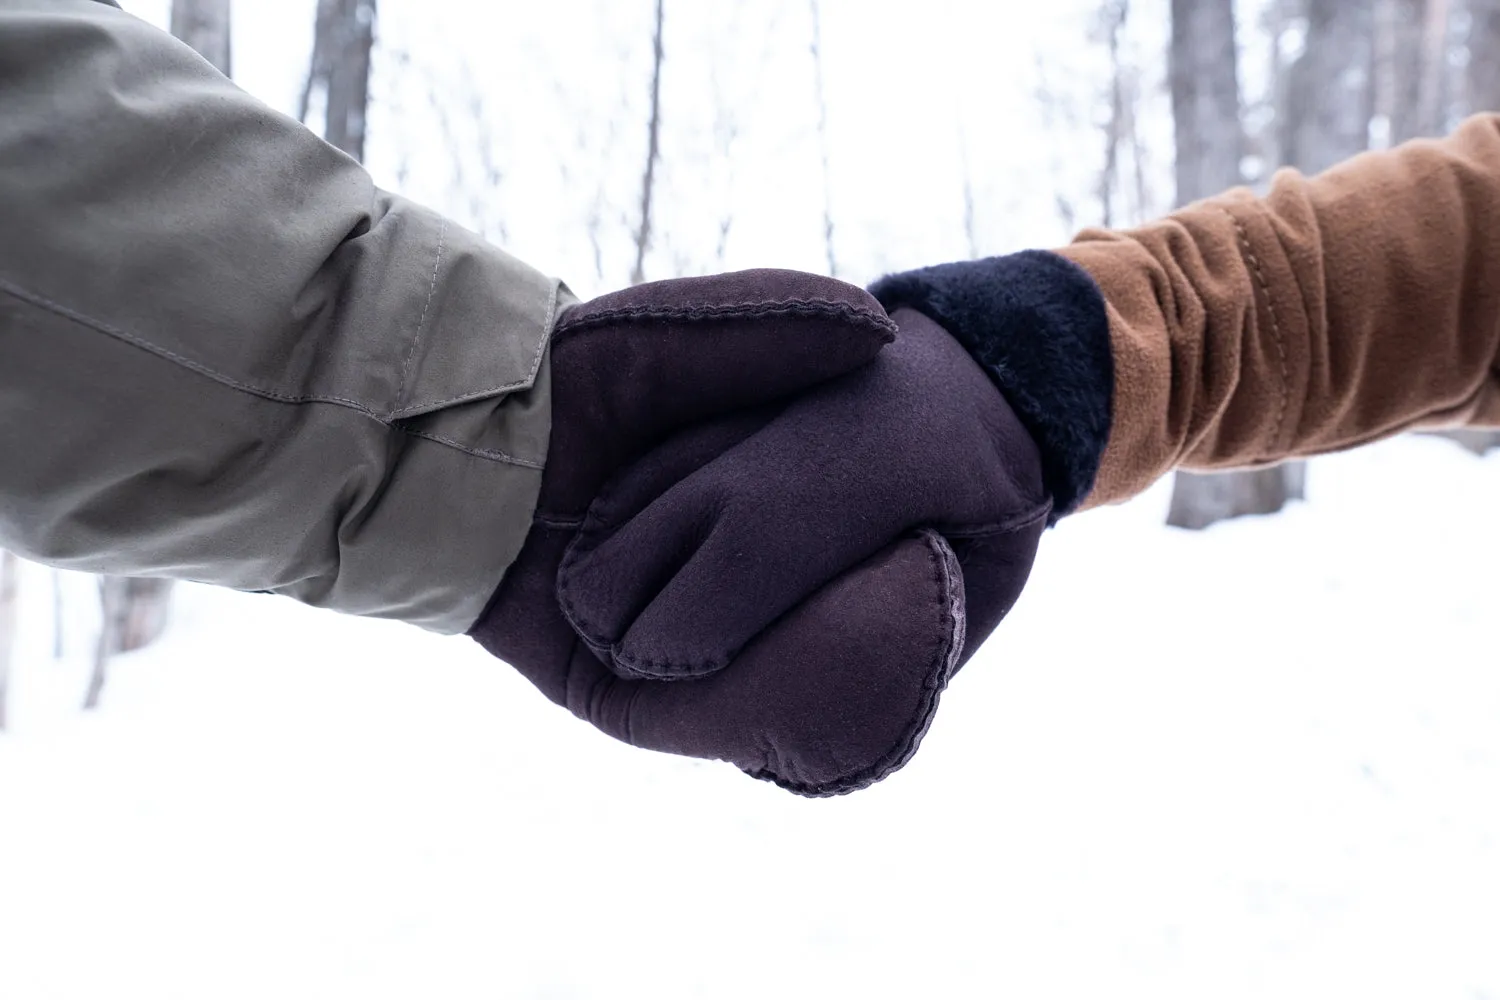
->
<box><xmin>1059</xmin><ymin>113</ymin><xmax>1500</xmax><ymax>509</ymax></box>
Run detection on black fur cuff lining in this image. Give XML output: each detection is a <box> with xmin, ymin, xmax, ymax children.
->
<box><xmin>870</xmin><ymin>250</ymin><xmax>1113</xmax><ymax>519</ymax></box>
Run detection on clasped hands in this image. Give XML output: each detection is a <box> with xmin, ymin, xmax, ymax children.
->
<box><xmin>471</xmin><ymin>269</ymin><xmax>1050</xmax><ymax>796</ymax></box>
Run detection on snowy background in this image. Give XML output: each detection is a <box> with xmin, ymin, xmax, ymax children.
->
<box><xmin>3</xmin><ymin>2</ymin><xmax>1499</xmax><ymax>998</ymax></box>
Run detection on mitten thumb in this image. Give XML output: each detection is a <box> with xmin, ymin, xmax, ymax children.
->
<box><xmin>577</xmin><ymin>531</ymin><xmax>966</xmax><ymax>797</ymax></box>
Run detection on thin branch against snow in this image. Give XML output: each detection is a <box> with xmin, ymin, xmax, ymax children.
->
<box><xmin>958</xmin><ymin>126</ymin><xmax>980</xmax><ymax>259</ymax></box>
<box><xmin>631</xmin><ymin>0</ymin><xmax>667</xmax><ymax>286</ymax></box>
<box><xmin>0</xmin><ymin>551</ymin><xmax>17</xmax><ymax>730</ymax></box>
<box><xmin>170</xmin><ymin>0</ymin><xmax>232</xmax><ymax>76</ymax></box>
<box><xmin>809</xmin><ymin>0</ymin><xmax>838</xmax><ymax>277</ymax></box>
<box><xmin>52</xmin><ymin>570</ymin><xmax>64</xmax><ymax>661</ymax></box>
<box><xmin>85</xmin><ymin>577</ymin><xmax>120</xmax><ymax>712</ymax></box>
<box><xmin>302</xmin><ymin>0</ymin><xmax>377</xmax><ymax>163</ymax></box>
<box><xmin>1097</xmin><ymin>0</ymin><xmax>1129</xmax><ymax>228</ymax></box>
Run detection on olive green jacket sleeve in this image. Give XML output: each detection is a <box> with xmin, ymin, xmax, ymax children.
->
<box><xmin>0</xmin><ymin>0</ymin><xmax>566</xmax><ymax>633</ymax></box>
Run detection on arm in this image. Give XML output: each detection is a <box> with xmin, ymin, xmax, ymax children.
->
<box><xmin>875</xmin><ymin>115</ymin><xmax>1500</xmax><ymax>511</ymax></box>
<box><xmin>1061</xmin><ymin>113</ymin><xmax>1500</xmax><ymax>506</ymax></box>
<box><xmin>0</xmin><ymin>0</ymin><xmax>565</xmax><ymax>632</ymax></box>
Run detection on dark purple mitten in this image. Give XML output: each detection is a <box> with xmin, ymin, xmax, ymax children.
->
<box><xmin>557</xmin><ymin>307</ymin><xmax>1051</xmax><ymax>681</ymax></box>
<box><xmin>484</xmin><ymin>523</ymin><xmax>967</xmax><ymax>796</ymax></box>
<box><xmin>494</xmin><ymin>307</ymin><xmax>1051</xmax><ymax>795</ymax></box>
<box><xmin>474</xmin><ymin>274</ymin><xmax>1053</xmax><ymax>795</ymax></box>
<box><xmin>470</xmin><ymin>272</ymin><xmax>895</xmax><ymax>764</ymax></box>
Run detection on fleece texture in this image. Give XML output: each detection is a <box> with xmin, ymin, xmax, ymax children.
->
<box><xmin>871</xmin><ymin>250</ymin><xmax>1113</xmax><ymax>519</ymax></box>
<box><xmin>1055</xmin><ymin>114</ymin><xmax>1500</xmax><ymax>507</ymax></box>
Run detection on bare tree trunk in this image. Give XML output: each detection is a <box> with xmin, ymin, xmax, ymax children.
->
<box><xmin>1091</xmin><ymin>1</ymin><xmax>1154</xmax><ymax>228</ymax></box>
<box><xmin>84</xmin><ymin>577</ymin><xmax>173</xmax><ymax>712</ymax></box>
<box><xmin>1385</xmin><ymin>0</ymin><xmax>1460</xmax><ymax>141</ymax></box>
<box><xmin>1098</xmin><ymin>1</ymin><xmax>1129</xmax><ymax>229</ymax></box>
<box><xmin>959</xmin><ymin>128</ymin><xmax>980</xmax><ymax>259</ymax></box>
<box><xmin>0</xmin><ymin>552</ymin><xmax>18</xmax><ymax>731</ymax></box>
<box><xmin>1387</xmin><ymin>0</ymin><xmax>1445</xmax><ymax>143</ymax></box>
<box><xmin>301</xmin><ymin>0</ymin><xmax>377</xmax><ymax>163</ymax></box>
<box><xmin>1448</xmin><ymin>0</ymin><xmax>1500</xmax><ymax>452</ymax></box>
<box><xmin>117</xmin><ymin>579</ymin><xmax>174</xmax><ymax>652</ymax></box>
<box><xmin>1384</xmin><ymin>0</ymin><xmax>1425</xmax><ymax>144</ymax></box>
<box><xmin>325</xmin><ymin>0</ymin><xmax>375</xmax><ymax>162</ymax></box>
<box><xmin>107</xmin><ymin>578</ymin><xmax>173</xmax><ymax>654</ymax></box>
<box><xmin>1252</xmin><ymin>0</ymin><xmax>1299</xmax><ymax>175</ymax></box>
<box><xmin>1284</xmin><ymin>0</ymin><xmax>1377</xmax><ymax>175</ymax></box>
<box><xmin>1126</xmin><ymin>77</ymin><xmax>1150</xmax><ymax>221</ymax></box>
<box><xmin>1417</xmin><ymin>0</ymin><xmax>1453</xmax><ymax>132</ymax></box>
<box><xmin>1437</xmin><ymin>427</ymin><xmax>1500</xmax><ymax>453</ymax></box>
<box><xmin>1168</xmin><ymin>464</ymin><xmax>1309</xmax><ymax>529</ymax></box>
<box><xmin>1169</xmin><ymin>0</ymin><xmax>1242</xmax><ymax>204</ymax></box>
<box><xmin>630</xmin><ymin>0</ymin><xmax>666</xmax><ymax>286</ymax></box>
<box><xmin>1165</xmin><ymin>0</ymin><xmax>1306</xmax><ymax>528</ymax></box>
<box><xmin>170</xmin><ymin>0</ymin><xmax>232</xmax><ymax>75</ymax></box>
<box><xmin>86</xmin><ymin>577</ymin><xmax>124</xmax><ymax>711</ymax></box>
<box><xmin>52</xmin><ymin>570</ymin><xmax>64</xmax><ymax>660</ymax></box>
<box><xmin>299</xmin><ymin>0</ymin><xmax>330</xmax><ymax>123</ymax></box>
<box><xmin>710</xmin><ymin>96</ymin><xmax>739</xmax><ymax>268</ymax></box>
<box><xmin>1470</xmin><ymin>0</ymin><xmax>1500</xmax><ymax>112</ymax></box>
<box><xmin>809</xmin><ymin>0</ymin><xmax>838</xmax><ymax>276</ymax></box>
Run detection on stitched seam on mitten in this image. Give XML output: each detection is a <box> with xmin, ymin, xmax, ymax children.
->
<box><xmin>557</xmin><ymin>508</ymin><xmax>1032</xmax><ymax>681</ymax></box>
<box><xmin>742</xmin><ymin>528</ymin><xmax>966</xmax><ymax>797</ymax></box>
<box><xmin>551</xmin><ymin>298</ymin><xmax>898</xmax><ymax>344</ymax></box>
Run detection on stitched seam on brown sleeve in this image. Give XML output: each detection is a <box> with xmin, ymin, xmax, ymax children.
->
<box><xmin>1222</xmin><ymin>207</ymin><xmax>1291</xmax><ymax>455</ymax></box>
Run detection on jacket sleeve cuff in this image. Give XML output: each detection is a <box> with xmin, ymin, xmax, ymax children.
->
<box><xmin>870</xmin><ymin>250</ymin><xmax>1114</xmax><ymax>518</ymax></box>
<box><xmin>295</xmin><ymin>217</ymin><xmax>567</xmax><ymax>635</ymax></box>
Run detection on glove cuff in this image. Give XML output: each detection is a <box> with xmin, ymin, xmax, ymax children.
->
<box><xmin>870</xmin><ymin>250</ymin><xmax>1113</xmax><ymax>518</ymax></box>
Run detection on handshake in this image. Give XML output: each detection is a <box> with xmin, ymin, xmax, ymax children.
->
<box><xmin>471</xmin><ymin>259</ymin><xmax>1112</xmax><ymax>796</ymax></box>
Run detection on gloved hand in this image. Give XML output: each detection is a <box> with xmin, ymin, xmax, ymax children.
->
<box><xmin>472</xmin><ymin>273</ymin><xmax>1052</xmax><ymax>795</ymax></box>
<box><xmin>557</xmin><ymin>307</ymin><xmax>1051</xmax><ymax>677</ymax></box>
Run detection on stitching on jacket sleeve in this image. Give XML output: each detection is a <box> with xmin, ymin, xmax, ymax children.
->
<box><xmin>387</xmin><ymin>280</ymin><xmax>558</xmax><ymax>418</ymax></box>
<box><xmin>401</xmin><ymin>429</ymin><xmax>545</xmax><ymax>468</ymax></box>
<box><xmin>392</xmin><ymin>218</ymin><xmax>447</xmax><ymax>417</ymax></box>
<box><xmin>0</xmin><ymin>273</ymin><xmax>542</xmax><ymax>469</ymax></box>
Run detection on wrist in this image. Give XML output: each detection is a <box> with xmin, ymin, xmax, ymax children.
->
<box><xmin>870</xmin><ymin>251</ymin><xmax>1113</xmax><ymax>518</ymax></box>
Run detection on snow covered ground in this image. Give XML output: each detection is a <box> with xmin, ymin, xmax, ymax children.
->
<box><xmin>5</xmin><ymin>3</ymin><xmax>1497</xmax><ymax>997</ymax></box>
<box><xmin>3</xmin><ymin>435</ymin><xmax>1497</xmax><ymax>1000</ymax></box>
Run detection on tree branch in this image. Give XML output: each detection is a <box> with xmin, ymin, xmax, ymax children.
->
<box><xmin>631</xmin><ymin>0</ymin><xmax>666</xmax><ymax>286</ymax></box>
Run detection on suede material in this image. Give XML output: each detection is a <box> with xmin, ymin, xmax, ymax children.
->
<box><xmin>478</xmin><ymin>525</ymin><xmax>966</xmax><ymax>796</ymax></box>
<box><xmin>1056</xmin><ymin>115</ymin><xmax>1500</xmax><ymax>507</ymax></box>
<box><xmin>558</xmin><ymin>308</ymin><xmax>1050</xmax><ymax>680</ymax></box>
<box><xmin>471</xmin><ymin>278</ymin><xmax>1051</xmax><ymax>795</ymax></box>
<box><xmin>541</xmin><ymin>269</ymin><xmax>897</xmax><ymax>514</ymax></box>
<box><xmin>473</xmin><ymin>268</ymin><xmax>895</xmax><ymax>651</ymax></box>
<box><xmin>870</xmin><ymin>250</ymin><xmax>1113</xmax><ymax>518</ymax></box>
